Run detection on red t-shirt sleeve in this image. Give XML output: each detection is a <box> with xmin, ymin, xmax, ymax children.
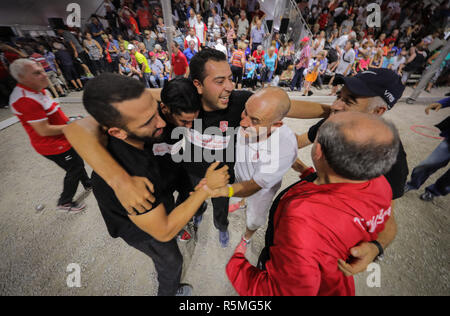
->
<box><xmin>14</xmin><ymin>98</ymin><xmax>47</xmax><ymax>123</ymax></box>
<box><xmin>226</xmin><ymin>250</ymin><xmax>322</xmax><ymax>296</ymax></box>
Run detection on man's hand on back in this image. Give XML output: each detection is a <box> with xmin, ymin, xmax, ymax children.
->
<box><xmin>337</xmin><ymin>242</ymin><xmax>379</xmax><ymax>276</ymax></box>
<box><xmin>112</xmin><ymin>175</ymin><xmax>155</xmax><ymax>216</ymax></box>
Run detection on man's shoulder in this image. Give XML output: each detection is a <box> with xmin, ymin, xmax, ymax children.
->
<box><xmin>231</xmin><ymin>89</ymin><xmax>253</xmax><ymax>104</ymax></box>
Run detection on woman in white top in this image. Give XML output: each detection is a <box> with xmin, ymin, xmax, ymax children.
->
<box><xmin>311</xmin><ymin>31</ymin><xmax>325</xmax><ymax>57</ymax></box>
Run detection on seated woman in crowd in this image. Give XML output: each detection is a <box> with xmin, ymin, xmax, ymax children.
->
<box><xmin>278</xmin><ymin>64</ymin><xmax>295</xmax><ymax>87</ymax></box>
<box><xmin>242</xmin><ymin>56</ymin><xmax>257</xmax><ymax>90</ymax></box>
<box><xmin>369</xmin><ymin>48</ymin><xmax>384</xmax><ymax>68</ymax></box>
<box><xmin>118</xmin><ymin>56</ymin><xmax>140</xmax><ymax>80</ymax></box>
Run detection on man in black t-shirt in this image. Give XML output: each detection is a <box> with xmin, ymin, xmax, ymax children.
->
<box><xmin>82</xmin><ymin>74</ymin><xmax>229</xmax><ymax>296</ymax></box>
<box><xmin>293</xmin><ymin>69</ymin><xmax>408</xmax><ymax>275</ymax></box>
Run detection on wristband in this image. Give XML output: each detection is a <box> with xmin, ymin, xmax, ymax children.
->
<box><xmin>369</xmin><ymin>240</ymin><xmax>384</xmax><ymax>261</ymax></box>
<box><xmin>228</xmin><ymin>185</ymin><xmax>234</xmax><ymax>198</ymax></box>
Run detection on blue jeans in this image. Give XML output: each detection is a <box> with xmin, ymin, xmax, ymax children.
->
<box><xmin>407</xmin><ymin>139</ymin><xmax>450</xmax><ymax>196</ymax></box>
<box><xmin>290</xmin><ymin>67</ymin><xmax>305</xmax><ymax>90</ymax></box>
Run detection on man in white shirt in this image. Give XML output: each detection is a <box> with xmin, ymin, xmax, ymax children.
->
<box><xmin>237</xmin><ymin>10</ymin><xmax>250</xmax><ymax>38</ymax></box>
<box><xmin>194</xmin><ymin>14</ymin><xmax>207</xmax><ymax>46</ymax></box>
<box><xmin>207</xmin><ymin>87</ymin><xmax>298</xmax><ymax>246</ymax></box>
<box><xmin>215</xmin><ymin>38</ymin><xmax>228</xmax><ymax>58</ymax></box>
<box><xmin>330</xmin><ymin>40</ymin><xmax>356</xmax><ymax>95</ymax></box>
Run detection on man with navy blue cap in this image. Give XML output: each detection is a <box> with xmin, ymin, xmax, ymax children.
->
<box><xmin>293</xmin><ymin>68</ymin><xmax>408</xmax><ymax>277</ymax></box>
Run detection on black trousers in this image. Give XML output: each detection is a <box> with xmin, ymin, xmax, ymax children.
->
<box><xmin>124</xmin><ymin>236</ymin><xmax>183</xmax><ymax>296</ymax></box>
<box><xmin>187</xmin><ymin>173</ymin><xmax>229</xmax><ymax>232</ymax></box>
<box><xmin>43</xmin><ymin>148</ymin><xmax>90</xmax><ymax>205</ymax></box>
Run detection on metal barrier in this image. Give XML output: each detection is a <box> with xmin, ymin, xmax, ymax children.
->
<box><xmin>261</xmin><ymin>0</ymin><xmax>313</xmax><ymax>50</ymax></box>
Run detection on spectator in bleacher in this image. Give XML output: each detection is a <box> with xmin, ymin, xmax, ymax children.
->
<box><xmin>369</xmin><ymin>48</ymin><xmax>384</xmax><ymax>69</ymax></box>
<box><xmin>242</xmin><ymin>56</ymin><xmax>257</xmax><ymax>91</ymax></box>
<box><xmin>53</xmin><ymin>42</ymin><xmax>83</xmax><ymax>91</ymax></box>
<box><xmin>250</xmin><ymin>19</ymin><xmax>266</xmax><ymax>53</ymax></box>
<box><xmin>184</xmin><ymin>27</ymin><xmax>201</xmax><ymax>51</ymax></box>
<box><xmin>237</xmin><ymin>10</ymin><xmax>250</xmax><ymax>39</ymax></box>
<box><xmin>315</xmin><ymin>50</ymin><xmax>328</xmax><ymax>90</ymax></box>
<box><xmin>154</xmin><ymin>44</ymin><xmax>168</xmax><ymax>64</ymax></box>
<box><xmin>382</xmin><ymin>50</ymin><xmax>396</xmax><ymax>69</ymax></box>
<box><xmin>83</xmin><ymin>32</ymin><xmax>104</xmax><ymax>75</ymax></box>
<box><xmin>224</xmin><ymin>21</ymin><xmax>236</xmax><ymax>46</ymax></box>
<box><xmin>212</xmin><ymin>7</ymin><xmax>222</xmax><ymax>27</ymax></box>
<box><xmin>156</xmin><ymin>33</ymin><xmax>168</xmax><ymax>51</ymax></box>
<box><xmin>148</xmin><ymin>52</ymin><xmax>165</xmax><ymax>88</ymax></box>
<box><xmin>400</xmin><ymin>44</ymin><xmax>427</xmax><ymax>85</ymax></box>
<box><xmin>230</xmin><ymin>41</ymin><xmax>247</xmax><ymax>89</ymax></box>
<box><xmin>128</xmin><ymin>44</ymin><xmax>152</xmax><ymax>88</ymax></box>
<box><xmin>171</xmin><ymin>42</ymin><xmax>189</xmax><ymax>79</ymax></box>
<box><xmin>88</xmin><ymin>16</ymin><xmax>106</xmax><ymax>47</ymax></box>
<box><xmin>118</xmin><ymin>55</ymin><xmax>140</xmax><ymax>80</ymax></box>
<box><xmin>136</xmin><ymin>1</ymin><xmax>152</xmax><ymax>31</ymax></box>
<box><xmin>102</xmin><ymin>34</ymin><xmax>119</xmax><ymax>73</ymax></box>
<box><xmin>183</xmin><ymin>40</ymin><xmax>198</xmax><ymax>64</ymax></box>
<box><xmin>279</xmin><ymin>64</ymin><xmax>294</xmax><ymax>88</ymax></box>
<box><xmin>143</xmin><ymin>30</ymin><xmax>156</xmax><ymax>52</ymax></box>
<box><xmin>353</xmin><ymin>51</ymin><xmax>370</xmax><ymax>74</ymax></box>
<box><xmin>261</xmin><ymin>46</ymin><xmax>278</xmax><ymax>89</ymax></box>
<box><xmin>290</xmin><ymin>37</ymin><xmax>310</xmax><ymax>92</ymax></box>
<box><xmin>36</xmin><ymin>45</ymin><xmax>66</xmax><ymax>98</ymax></box>
<box><xmin>194</xmin><ymin>14</ymin><xmax>207</xmax><ymax>47</ymax></box>
<box><xmin>188</xmin><ymin>8</ymin><xmax>197</xmax><ymax>28</ymax></box>
<box><xmin>329</xmin><ymin>40</ymin><xmax>355</xmax><ymax>96</ymax></box>
<box><xmin>303</xmin><ymin>51</ymin><xmax>324</xmax><ymax>96</ymax></box>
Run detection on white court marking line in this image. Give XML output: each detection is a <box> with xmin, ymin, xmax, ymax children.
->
<box><xmin>0</xmin><ymin>116</ymin><xmax>19</xmax><ymax>131</ymax></box>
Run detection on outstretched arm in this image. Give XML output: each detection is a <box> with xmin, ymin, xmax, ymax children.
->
<box><xmin>287</xmin><ymin>99</ymin><xmax>331</xmax><ymax>119</ymax></box>
<box><xmin>63</xmin><ymin>116</ymin><xmax>155</xmax><ymax>214</ymax></box>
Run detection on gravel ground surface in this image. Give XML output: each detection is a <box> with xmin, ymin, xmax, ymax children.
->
<box><xmin>0</xmin><ymin>86</ymin><xmax>449</xmax><ymax>296</ymax></box>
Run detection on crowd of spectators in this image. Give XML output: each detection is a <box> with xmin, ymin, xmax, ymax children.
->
<box><xmin>1</xmin><ymin>0</ymin><xmax>450</xmax><ymax>107</ymax></box>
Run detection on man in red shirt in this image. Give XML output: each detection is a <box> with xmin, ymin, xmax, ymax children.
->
<box><xmin>9</xmin><ymin>59</ymin><xmax>90</xmax><ymax>212</ymax></box>
<box><xmin>226</xmin><ymin>111</ymin><xmax>400</xmax><ymax>296</ymax></box>
<box><xmin>171</xmin><ymin>42</ymin><xmax>189</xmax><ymax>79</ymax></box>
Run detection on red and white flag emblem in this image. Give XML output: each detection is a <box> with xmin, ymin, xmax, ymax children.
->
<box><xmin>220</xmin><ymin>121</ymin><xmax>228</xmax><ymax>132</ymax></box>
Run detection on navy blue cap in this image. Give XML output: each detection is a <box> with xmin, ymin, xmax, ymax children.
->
<box><xmin>336</xmin><ymin>69</ymin><xmax>405</xmax><ymax>109</ymax></box>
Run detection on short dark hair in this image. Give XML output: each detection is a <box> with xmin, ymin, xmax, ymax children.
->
<box><xmin>83</xmin><ymin>73</ymin><xmax>146</xmax><ymax>129</ymax></box>
<box><xmin>317</xmin><ymin>117</ymin><xmax>400</xmax><ymax>181</ymax></box>
<box><xmin>161</xmin><ymin>78</ymin><xmax>201</xmax><ymax>115</ymax></box>
<box><xmin>189</xmin><ymin>48</ymin><xmax>227</xmax><ymax>83</ymax></box>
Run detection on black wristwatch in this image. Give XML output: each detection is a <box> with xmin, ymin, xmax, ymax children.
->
<box><xmin>370</xmin><ymin>240</ymin><xmax>384</xmax><ymax>261</ymax></box>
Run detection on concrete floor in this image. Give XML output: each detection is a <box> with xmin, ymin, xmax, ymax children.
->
<box><xmin>0</xmin><ymin>86</ymin><xmax>449</xmax><ymax>296</ymax></box>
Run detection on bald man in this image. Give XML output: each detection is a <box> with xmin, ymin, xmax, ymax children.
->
<box><xmin>226</xmin><ymin>112</ymin><xmax>400</xmax><ymax>296</ymax></box>
<box><xmin>208</xmin><ymin>87</ymin><xmax>298</xmax><ymax>246</ymax></box>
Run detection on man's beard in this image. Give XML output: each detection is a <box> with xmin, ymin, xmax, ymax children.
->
<box><xmin>125</xmin><ymin>128</ymin><xmax>164</xmax><ymax>144</ymax></box>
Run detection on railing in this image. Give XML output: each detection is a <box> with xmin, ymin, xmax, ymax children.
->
<box><xmin>261</xmin><ymin>0</ymin><xmax>313</xmax><ymax>50</ymax></box>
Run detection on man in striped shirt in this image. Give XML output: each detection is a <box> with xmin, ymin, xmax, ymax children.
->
<box><xmin>9</xmin><ymin>59</ymin><xmax>90</xmax><ymax>212</ymax></box>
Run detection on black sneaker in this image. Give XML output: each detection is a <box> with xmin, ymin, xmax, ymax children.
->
<box><xmin>56</xmin><ymin>202</ymin><xmax>86</xmax><ymax>213</ymax></box>
<box><xmin>419</xmin><ymin>191</ymin><xmax>435</xmax><ymax>202</ymax></box>
<box><xmin>404</xmin><ymin>183</ymin><xmax>414</xmax><ymax>194</ymax></box>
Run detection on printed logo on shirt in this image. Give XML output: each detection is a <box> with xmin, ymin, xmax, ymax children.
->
<box><xmin>220</xmin><ymin>121</ymin><xmax>229</xmax><ymax>132</ymax></box>
<box><xmin>353</xmin><ymin>207</ymin><xmax>391</xmax><ymax>233</ymax></box>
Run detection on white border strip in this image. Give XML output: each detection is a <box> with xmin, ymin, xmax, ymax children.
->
<box><xmin>0</xmin><ymin>116</ymin><xmax>19</xmax><ymax>131</ymax></box>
